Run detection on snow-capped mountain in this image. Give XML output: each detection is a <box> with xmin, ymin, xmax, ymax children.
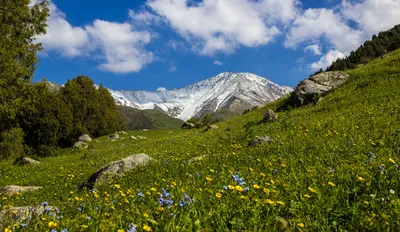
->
<box><xmin>109</xmin><ymin>72</ymin><xmax>293</xmax><ymax>120</ymax></box>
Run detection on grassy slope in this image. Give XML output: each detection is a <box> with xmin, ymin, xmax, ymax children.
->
<box><xmin>1</xmin><ymin>50</ymin><xmax>400</xmax><ymax>231</ymax></box>
<box><xmin>118</xmin><ymin>106</ymin><xmax>183</xmax><ymax>130</ymax></box>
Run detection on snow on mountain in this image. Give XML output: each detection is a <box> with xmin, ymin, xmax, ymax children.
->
<box><xmin>109</xmin><ymin>72</ymin><xmax>293</xmax><ymax>120</ymax></box>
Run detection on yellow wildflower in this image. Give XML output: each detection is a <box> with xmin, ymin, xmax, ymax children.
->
<box><xmin>253</xmin><ymin>184</ymin><xmax>261</xmax><ymax>189</ymax></box>
<box><xmin>143</xmin><ymin>225</ymin><xmax>152</xmax><ymax>232</ymax></box>
<box><xmin>270</xmin><ymin>179</ymin><xmax>275</xmax><ymax>185</ymax></box>
<box><xmin>263</xmin><ymin>188</ymin><xmax>270</xmax><ymax>194</ymax></box>
<box><xmin>216</xmin><ymin>193</ymin><xmax>222</xmax><ymax>198</ymax></box>
<box><xmin>304</xmin><ymin>194</ymin><xmax>311</xmax><ymax>198</ymax></box>
<box><xmin>276</xmin><ymin>201</ymin><xmax>285</xmax><ymax>205</ymax></box>
<box><xmin>48</xmin><ymin>222</ymin><xmax>58</xmax><ymax>229</ymax></box>
<box><xmin>249</xmin><ymin>168</ymin><xmax>254</xmax><ymax>172</ymax></box>
<box><xmin>240</xmin><ymin>196</ymin><xmax>248</xmax><ymax>200</ymax></box>
<box><xmin>260</xmin><ymin>173</ymin><xmax>266</xmax><ymax>177</ymax></box>
<box><xmin>150</xmin><ymin>187</ymin><xmax>157</xmax><ymax>192</ymax></box>
<box><xmin>389</xmin><ymin>158</ymin><xmax>395</xmax><ymax>164</ymax></box>
<box><xmin>114</xmin><ymin>184</ymin><xmax>120</xmax><ymax>189</ymax></box>
<box><xmin>235</xmin><ymin>185</ymin><xmax>244</xmax><ymax>192</ymax></box>
<box><xmin>143</xmin><ymin>213</ymin><xmax>149</xmax><ymax>218</ymax></box>
<box><xmin>117</xmin><ymin>230</ymin><xmax>124</xmax><ymax>232</ymax></box>
<box><xmin>328</xmin><ymin>182</ymin><xmax>335</xmax><ymax>187</ymax></box>
<box><xmin>228</xmin><ymin>185</ymin><xmax>235</xmax><ymax>190</ymax></box>
<box><xmin>297</xmin><ymin>223</ymin><xmax>305</xmax><ymax>228</ymax></box>
<box><xmin>265</xmin><ymin>199</ymin><xmax>275</xmax><ymax>206</ymax></box>
<box><xmin>308</xmin><ymin>187</ymin><xmax>317</xmax><ymax>193</ymax></box>
<box><xmin>364</xmin><ymin>201</ymin><xmax>369</xmax><ymax>205</ymax></box>
<box><xmin>41</xmin><ymin>218</ymin><xmax>47</xmax><ymax>221</ymax></box>
<box><xmin>81</xmin><ymin>225</ymin><xmax>88</xmax><ymax>229</ymax></box>
<box><xmin>357</xmin><ymin>176</ymin><xmax>365</xmax><ymax>182</ymax></box>
<box><xmin>210</xmin><ymin>169</ymin><xmax>214</xmax><ymax>173</ymax></box>
<box><xmin>205</xmin><ymin>176</ymin><xmax>213</xmax><ymax>182</ymax></box>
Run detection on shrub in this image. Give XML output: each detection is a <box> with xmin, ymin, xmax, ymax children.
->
<box><xmin>0</xmin><ymin>127</ymin><xmax>25</xmax><ymax>160</ymax></box>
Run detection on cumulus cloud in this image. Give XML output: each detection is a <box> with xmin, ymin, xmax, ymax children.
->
<box><xmin>34</xmin><ymin>0</ymin><xmax>155</xmax><ymax>73</ymax></box>
<box><xmin>341</xmin><ymin>0</ymin><xmax>400</xmax><ymax>38</ymax></box>
<box><xmin>285</xmin><ymin>8</ymin><xmax>362</xmax><ymax>53</ymax></box>
<box><xmin>86</xmin><ymin>20</ymin><xmax>154</xmax><ymax>73</ymax></box>
<box><xmin>310</xmin><ymin>50</ymin><xmax>345</xmax><ymax>71</ymax></box>
<box><xmin>214</xmin><ymin>60</ymin><xmax>223</xmax><ymax>66</ymax></box>
<box><xmin>36</xmin><ymin>2</ymin><xmax>89</xmax><ymax>57</ymax></box>
<box><xmin>128</xmin><ymin>8</ymin><xmax>164</xmax><ymax>25</ymax></box>
<box><xmin>304</xmin><ymin>44</ymin><xmax>321</xmax><ymax>55</ymax></box>
<box><xmin>146</xmin><ymin>0</ymin><xmax>300</xmax><ymax>55</ymax></box>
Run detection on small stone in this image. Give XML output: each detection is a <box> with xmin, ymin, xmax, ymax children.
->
<box><xmin>0</xmin><ymin>185</ymin><xmax>42</xmax><ymax>196</ymax></box>
<box><xmin>74</xmin><ymin>141</ymin><xmax>88</xmax><ymax>149</ymax></box>
<box><xmin>108</xmin><ymin>133</ymin><xmax>119</xmax><ymax>140</ymax></box>
<box><xmin>20</xmin><ymin>157</ymin><xmax>40</xmax><ymax>165</ymax></box>
<box><xmin>78</xmin><ymin>134</ymin><xmax>92</xmax><ymax>142</ymax></box>
<box><xmin>248</xmin><ymin>136</ymin><xmax>275</xmax><ymax>146</ymax></box>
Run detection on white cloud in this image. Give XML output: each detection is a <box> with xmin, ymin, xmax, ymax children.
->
<box><xmin>310</xmin><ymin>49</ymin><xmax>345</xmax><ymax>71</ymax></box>
<box><xmin>128</xmin><ymin>8</ymin><xmax>164</xmax><ymax>25</ymax></box>
<box><xmin>214</xmin><ymin>60</ymin><xmax>223</xmax><ymax>66</ymax></box>
<box><xmin>146</xmin><ymin>0</ymin><xmax>300</xmax><ymax>55</ymax></box>
<box><xmin>341</xmin><ymin>0</ymin><xmax>400</xmax><ymax>39</ymax></box>
<box><xmin>86</xmin><ymin>20</ymin><xmax>154</xmax><ymax>73</ymax></box>
<box><xmin>157</xmin><ymin>87</ymin><xmax>167</xmax><ymax>91</ymax></box>
<box><xmin>304</xmin><ymin>44</ymin><xmax>322</xmax><ymax>55</ymax></box>
<box><xmin>36</xmin><ymin>1</ymin><xmax>90</xmax><ymax>57</ymax></box>
<box><xmin>35</xmin><ymin>1</ymin><xmax>155</xmax><ymax>73</ymax></box>
<box><xmin>169</xmin><ymin>65</ymin><xmax>177</xmax><ymax>71</ymax></box>
<box><xmin>285</xmin><ymin>8</ymin><xmax>362</xmax><ymax>53</ymax></box>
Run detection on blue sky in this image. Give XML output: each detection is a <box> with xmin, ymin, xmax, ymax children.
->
<box><xmin>33</xmin><ymin>0</ymin><xmax>400</xmax><ymax>90</ymax></box>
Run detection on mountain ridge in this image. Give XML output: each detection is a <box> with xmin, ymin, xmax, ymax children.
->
<box><xmin>109</xmin><ymin>72</ymin><xmax>293</xmax><ymax>120</ymax></box>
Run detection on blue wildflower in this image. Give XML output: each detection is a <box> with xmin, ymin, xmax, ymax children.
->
<box><xmin>41</xmin><ymin>202</ymin><xmax>48</xmax><ymax>207</ymax></box>
<box><xmin>128</xmin><ymin>223</ymin><xmax>137</xmax><ymax>232</ymax></box>
<box><xmin>378</xmin><ymin>165</ymin><xmax>385</xmax><ymax>171</ymax></box>
<box><xmin>179</xmin><ymin>201</ymin><xmax>185</xmax><ymax>207</ymax></box>
<box><xmin>222</xmin><ymin>185</ymin><xmax>228</xmax><ymax>191</ymax></box>
<box><xmin>20</xmin><ymin>223</ymin><xmax>27</xmax><ymax>227</ymax></box>
<box><xmin>137</xmin><ymin>190</ymin><xmax>144</xmax><ymax>197</ymax></box>
<box><xmin>244</xmin><ymin>187</ymin><xmax>250</xmax><ymax>191</ymax></box>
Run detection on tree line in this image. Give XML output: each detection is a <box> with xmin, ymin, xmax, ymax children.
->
<box><xmin>327</xmin><ymin>24</ymin><xmax>400</xmax><ymax>71</ymax></box>
<box><xmin>0</xmin><ymin>1</ymin><xmax>122</xmax><ymax>160</ymax></box>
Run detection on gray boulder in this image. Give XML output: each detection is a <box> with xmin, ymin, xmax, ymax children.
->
<box><xmin>108</xmin><ymin>133</ymin><xmax>119</xmax><ymax>140</ymax></box>
<box><xmin>21</xmin><ymin>157</ymin><xmax>40</xmax><ymax>165</ymax></box>
<box><xmin>82</xmin><ymin>154</ymin><xmax>154</xmax><ymax>188</ymax></box>
<box><xmin>138</xmin><ymin>136</ymin><xmax>147</xmax><ymax>140</ymax></box>
<box><xmin>293</xmin><ymin>71</ymin><xmax>349</xmax><ymax>106</ymax></box>
<box><xmin>0</xmin><ymin>185</ymin><xmax>42</xmax><ymax>196</ymax></box>
<box><xmin>249</xmin><ymin>136</ymin><xmax>275</xmax><ymax>147</ymax></box>
<box><xmin>130</xmin><ymin>136</ymin><xmax>138</xmax><ymax>140</ymax></box>
<box><xmin>263</xmin><ymin>109</ymin><xmax>277</xmax><ymax>122</ymax></box>
<box><xmin>79</xmin><ymin>134</ymin><xmax>92</xmax><ymax>142</ymax></box>
<box><xmin>74</xmin><ymin>141</ymin><xmax>88</xmax><ymax>149</ymax></box>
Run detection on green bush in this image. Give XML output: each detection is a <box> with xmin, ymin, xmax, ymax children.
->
<box><xmin>0</xmin><ymin>127</ymin><xmax>25</xmax><ymax>160</ymax></box>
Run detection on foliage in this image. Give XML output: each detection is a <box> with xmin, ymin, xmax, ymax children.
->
<box><xmin>59</xmin><ymin>76</ymin><xmax>123</xmax><ymax>141</ymax></box>
<box><xmin>201</xmin><ymin>113</ymin><xmax>212</xmax><ymax>127</ymax></box>
<box><xmin>1</xmin><ymin>49</ymin><xmax>400</xmax><ymax>231</ymax></box>
<box><xmin>17</xmin><ymin>83</ymin><xmax>73</xmax><ymax>155</ymax></box>
<box><xmin>0</xmin><ymin>128</ymin><xmax>25</xmax><ymax>160</ymax></box>
<box><xmin>327</xmin><ymin>24</ymin><xmax>400</xmax><ymax>71</ymax></box>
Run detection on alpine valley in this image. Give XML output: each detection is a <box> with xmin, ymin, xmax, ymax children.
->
<box><xmin>109</xmin><ymin>72</ymin><xmax>293</xmax><ymax>121</ymax></box>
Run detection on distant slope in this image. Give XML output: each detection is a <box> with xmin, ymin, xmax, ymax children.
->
<box><xmin>110</xmin><ymin>72</ymin><xmax>292</xmax><ymax>120</ymax></box>
<box><xmin>118</xmin><ymin>106</ymin><xmax>183</xmax><ymax>130</ymax></box>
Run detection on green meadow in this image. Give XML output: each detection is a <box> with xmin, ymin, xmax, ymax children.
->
<box><xmin>1</xmin><ymin>50</ymin><xmax>400</xmax><ymax>231</ymax></box>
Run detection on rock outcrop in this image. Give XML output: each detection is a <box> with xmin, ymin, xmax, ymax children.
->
<box><xmin>0</xmin><ymin>185</ymin><xmax>42</xmax><ymax>196</ymax></box>
<box><xmin>263</xmin><ymin>110</ymin><xmax>277</xmax><ymax>122</ymax></box>
<box><xmin>293</xmin><ymin>71</ymin><xmax>349</xmax><ymax>106</ymax></box>
<box><xmin>182</xmin><ymin>122</ymin><xmax>195</xmax><ymax>129</ymax></box>
<box><xmin>82</xmin><ymin>154</ymin><xmax>154</xmax><ymax>188</ymax></box>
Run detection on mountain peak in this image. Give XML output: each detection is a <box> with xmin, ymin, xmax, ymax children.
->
<box><xmin>109</xmin><ymin>72</ymin><xmax>292</xmax><ymax>120</ymax></box>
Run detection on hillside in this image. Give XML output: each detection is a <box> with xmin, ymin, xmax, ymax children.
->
<box><xmin>118</xmin><ymin>106</ymin><xmax>184</xmax><ymax>130</ymax></box>
<box><xmin>1</xmin><ymin>50</ymin><xmax>400</xmax><ymax>231</ymax></box>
